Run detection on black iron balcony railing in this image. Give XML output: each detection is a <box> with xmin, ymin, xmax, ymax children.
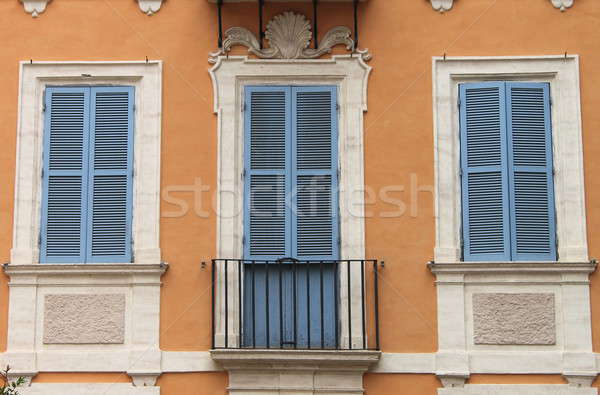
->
<box><xmin>212</xmin><ymin>259</ymin><xmax>380</xmax><ymax>351</ymax></box>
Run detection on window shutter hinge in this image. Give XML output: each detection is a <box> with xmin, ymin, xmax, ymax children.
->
<box><xmin>457</xmin><ymin>97</ymin><xmax>461</xmax><ymax>108</ymax></box>
<box><xmin>549</xmin><ymin>97</ymin><xmax>553</xmax><ymax>107</ymax></box>
<box><xmin>242</xmin><ymin>235</ymin><xmax>246</xmax><ymax>245</ymax></box>
<box><xmin>42</xmin><ymin>90</ymin><xmax>47</xmax><ymax>112</ymax></box>
<box><xmin>336</xmin><ymin>103</ymin><xmax>340</xmax><ymax>112</ymax></box>
<box><xmin>242</xmin><ymin>102</ymin><xmax>246</xmax><ymax>112</ymax></box>
<box><xmin>242</xmin><ymin>168</ymin><xmax>246</xmax><ymax>178</ymax></box>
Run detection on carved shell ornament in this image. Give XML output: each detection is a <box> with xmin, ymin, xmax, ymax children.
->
<box><xmin>209</xmin><ymin>12</ymin><xmax>371</xmax><ymax>63</ymax></box>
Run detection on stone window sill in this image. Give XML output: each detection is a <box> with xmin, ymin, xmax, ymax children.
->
<box><xmin>3</xmin><ymin>263</ymin><xmax>168</xmax><ymax>277</ymax></box>
<box><xmin>428</xmin><ymin>261</ymin><xmax>596</xmax><ymax>275</ymax></box>
<box><xmin>211</xmin><ymin>348</ymin><xmax>381</xmax><ymax>368</ymax></box>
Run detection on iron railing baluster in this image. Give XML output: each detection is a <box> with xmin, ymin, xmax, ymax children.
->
<box><xmin>210</xmin><ymin>259</ymin><xmax>379</xmax><ymax>351</ymax></box>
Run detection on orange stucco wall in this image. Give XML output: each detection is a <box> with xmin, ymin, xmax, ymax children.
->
<box><xmin>1</xmin><ymin>0</ymin><xmax>600</xmax><ymax>392</ymax></box>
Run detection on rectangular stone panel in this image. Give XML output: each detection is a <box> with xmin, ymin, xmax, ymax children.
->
<box><xmin>473</xmin><ymin>293</ymin><xmax>555</xmax><ymax>345</ymax></box>
<box><xmin>43</xmin><ymin>294</ymin><xmax>126</xmax><ymax>344</ymax></box>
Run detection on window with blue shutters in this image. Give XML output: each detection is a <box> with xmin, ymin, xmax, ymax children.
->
<box><xmin>459</xmin><ymin>82</ymin><xmax>556</xmax><ymax>262</ymax></box>
<box><xmin>243</xmin><ymin>85</ymin><xmax>339</xmax><ymax>261</ymax></box>
<box><xmin>40</xmin><ymin>86</ymin><xmax>134</xmax><ymax>263</ymax></box>
<box><xmin>242</xmin><ymin>85</ymin><xmax>339</xmax><ymax>349</ymax></box>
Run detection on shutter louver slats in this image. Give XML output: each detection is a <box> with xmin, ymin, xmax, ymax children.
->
<box><xmin>466</xmin><ymin>172</ymin><xmax>505</xmax><ymax>255</ymax></box>
<box><xmin>296</xmin><ymin>91</ymin><xmax>333</xmax><ymax>170</ymax></box>
<box><xmin>460</xmin><ymin>83</ymin><xmax>511</xmax><ymax>261</ymax></box>
<box><xmin>41</xmin><ymin>88</ymin><xmax>89</xmax><ymax>262</ymax></box>
<box><xmin>90</xmin><ymin>175</ymin><xmax>128</xmax><ymax>257</ymax></box>
<box><xmin>245</xmin><ymin>87</ymin><xmax>291</xmax><ymax>259</ymax></box>
<box><xmin>249</xmin><ymin>174</ymin><xmax>287</xmax><ymax>256</ymax></box>
<box><xmin>513</xmin><ymin>172</ymin><xmax>552</xmax><ymax>254</ymax></box>
<box><xmin>250</xmin><ymin>92</ymin><xmax>287</xmax><ymax>170</ymax></box>
<box><xmin>296</xmin><ymin>175</ymin><xmax>333</xmax><ymax>257</ymax></box>
<box><xmin>87</xmin><ymin>88</ymin><xmax>134</xmax><ymax>262</ymax></box>
<box><xmin>507</xmin><ymin>83</ymin><xmax>556</xmax><ymax>261</ymax></box>
<box><xmin>293</xmin><ymin>87</ymin><xmax>339</xmax><ymax>260</ymax></box>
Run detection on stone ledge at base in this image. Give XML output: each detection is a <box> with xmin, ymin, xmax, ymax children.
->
<box><xmin>211</xmin><ymin>349</ymin><xmax>381</xmax><ymax>395</ymax></box>
<box><xmin>439</xmin><ymin>385</ymin><xmax>597</xmax><ymax>395</ymax></box>
<box><xmin>18</xmin><ymin>383</ymin><xmax>159</xmax><ymax>395</ymax></box>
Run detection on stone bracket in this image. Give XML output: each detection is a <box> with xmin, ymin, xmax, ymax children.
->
<box><xmin>438</xmin><ymin>375</ymin><xmax>469</xmax><ymax>388</ymax></box>
<box><xmin>212</xmin><ymin>349</ymin><xmax>380</xmax><ymax>394</ymax></box>
<box><xmin>430</xmin><ymin>0</ymin><xmax>453</xmax><ymax>12</ymax></box>
<box><xmin>551</xmin><ymin>0</ymin><xmax>574</xmax><ymax>11</ymax></box>
<box><xmin>19</xmin><ymin>0</ymin><xmax>51</xmax><ymax>17</ymax></box>
<box><xmin>128</xmin><ymin>373</ymin><xmax>161</xmax><ymax>387</ymax></box>
<box><xmin>138</xmin><ymin>0</ymin><xmax>163</xmax><ymax>15</ymax></box>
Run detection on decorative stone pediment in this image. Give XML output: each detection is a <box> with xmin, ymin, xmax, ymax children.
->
<box><xmin>551</xmin><ymin>0</ymin><xmax>574</xmax><ymax>11</ymax></box>
<box><xmin>209</xmin><ymin>12</ymin><xmax>371</xmax><ymax>64</ymax></box>
<box><xmin>430</xmin><ymin>0</ymin><xmax>453</xmax><ymax>12</ymax></box>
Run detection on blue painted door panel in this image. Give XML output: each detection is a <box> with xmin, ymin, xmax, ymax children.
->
<box><xmin>242</xmin><ymin>262</ymin><xmax>337</xmax><ymax>349</ymax></box>
<box><xmin>243</xmin><ymin>85</ymin><xmax>339</xmax><ymax>348</ymax></box>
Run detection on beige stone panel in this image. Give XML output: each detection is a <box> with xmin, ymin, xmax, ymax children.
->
<box><xmin>43</xmin><ymin>294</ymin><xmax>126</xmax><ymax>345</ymax></box>
<box><xmin>473</xmin><ymin>293</ymin><xmax>556</xmax><ymax>346</ymax></box>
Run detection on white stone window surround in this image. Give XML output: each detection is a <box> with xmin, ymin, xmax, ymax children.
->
<box><xmin>209</xmin><ymin>55</ymin><xmax>371</xmax><ymax>349</ymax></box>
<box><xmin>432</xmin><ymin>55</ymin><xmax>588</xmax><ymax>264</ymax></box>
<box><xmin>11</xmin><ymin>61</ymin><xmax>163</xmax><ymax>266</ymax></box>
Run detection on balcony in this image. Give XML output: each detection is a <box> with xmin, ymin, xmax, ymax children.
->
<box><xmin>211</xmin><ymin>259</ymin><xmax>381</xmax><ymax>351</ymax></box>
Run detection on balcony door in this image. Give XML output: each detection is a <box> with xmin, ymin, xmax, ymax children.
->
<box><xmin>242</xmin><ymin>86</ymin><xmax>339</xmax><ymax>349</ymax></box>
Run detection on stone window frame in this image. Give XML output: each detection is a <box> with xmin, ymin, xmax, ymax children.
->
<box><xmin>432</xmin><ymin>55</ymin><xmax>588</xmax><ymax>264</ymax></box>
<box><xmin>209</xmin><ymin>55</ymin><xmax>372</xmax><ymax>349</ymax></box>
<box><xmin>11</xmin><ymin>61</ymin><xmax>163</xmax><ymax>266</ymax></box>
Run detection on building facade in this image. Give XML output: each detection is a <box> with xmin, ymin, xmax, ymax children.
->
<box><xmin>0</xmin><ymin>0</ymin><xmax>599</xmax><ymax>394</ymax></box>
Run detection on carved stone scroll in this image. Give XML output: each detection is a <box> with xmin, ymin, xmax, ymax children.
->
<box><xmin>209</xmin><ymin>12</ymin><xmax>371</xmax><ymax>63</ymax></box>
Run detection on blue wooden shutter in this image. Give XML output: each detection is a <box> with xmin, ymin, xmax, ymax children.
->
<box><xmin>460</xmin><ymin>82</ymin><xmax>512</xmax><ymax>261</ymax></box>
<box><xmin>41</xmin><ymin>87</ymin><xmax>91</xmax><ymax>263</ymax></box>
<box><xmin>244</xmin><ymin>86</ymin><xmax>292</xmax><ymax>260</ymax></box>
<box><xmin>506</xmin><ymin>83</ymin><xmax>556</xmax><ymax>261</ymax></box>
<box><xmin>86</xmin><ymin>87</ymin><xmax>134</xmax><ymax>263</ymax></box>
<box><xmin>291</xmin><ymin>86</ymin><xmax>339</xmax><ymax>260</ymax></box>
